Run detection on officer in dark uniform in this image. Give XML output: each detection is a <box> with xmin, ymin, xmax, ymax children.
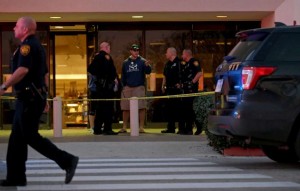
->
<box><xmin>0</xmin><ymin>17</ymin><xmax>78</xmax><ymax>187</ymax></box>
<box><xmin>181</xmin><ymin>49</ymin><xmax>202</xmax><ymax>135</ymax></box>
<box><xmin>161</xmin><ymin>47</ymin><xmax>184</xmax><ymax>134</ymax></box>
<box><xmin>87</xmin><ymin>41</ymin><xmax>118</xmax><ymax>135</ymax></box>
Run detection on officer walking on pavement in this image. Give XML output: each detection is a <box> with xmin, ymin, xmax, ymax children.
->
<box><xmin>0</xmin><ymin>16</ymin><xmax>78</xmax><ymax>187</ymax></box>
<box><xmin>181</xmin><ymin>49</ymin><xmax>202</xmax><ymax>135</ymax></box>
<box><xmin>88</xmin><ymin>41</ymin><xmax>119</xmax><ymax>135</ymax></box>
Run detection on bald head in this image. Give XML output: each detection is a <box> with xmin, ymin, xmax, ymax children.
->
<box><xmin>20</xmin><ymin>17</ymin><xmax>36</xmax><ymax>34</ymax></box>
<box><xmin>99</xmin><ymin>42</ymin><xmax>111</xmax><ymax>54</ymax></box>
<box><xmin>167</xmin><ymin>47</ymin><xmax>177</xmax><ymax>56</ymax></box>
<box><xmin>182</xmin><ymin>49</ymin><xmax>193</xmax><ymax>62</ymax></box>
<box><xmin>14</xmin><ymin>16</ymin><xmax>37</xmax><ymax>41</ymax></box>
<box><xmin>165</xmin><ymin>47</ymin><xmax>177</xmax><ymax>61</ymax></box>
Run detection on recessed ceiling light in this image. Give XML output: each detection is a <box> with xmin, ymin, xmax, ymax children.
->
<box><xmin>216</xmin><ymin>15</ymin><xmax>228</xmax><ymax>18</ymax></box>
<box><xmin>54</xmin><ymin>26</ymin><xmax>64</xmax><ymax>29</ymax></box>
<box><xmin>50</xmin><ymin>16</ymin><xmax>62</xmax><ymax>19</ymax></box>
<box><xmin>132</xmin><ymin>15</ymin><xmax>143</xmax><ymax>19</ymax></box>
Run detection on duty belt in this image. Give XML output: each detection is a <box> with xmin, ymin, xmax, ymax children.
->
<box><xmin>15</xmin><ymin>85</ymin><xmax>47</xmax><ymax>100</ymax></box>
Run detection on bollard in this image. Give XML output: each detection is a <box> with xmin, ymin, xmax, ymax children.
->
<box><xmin>129</xmin><ymin>97</ymin><xmax>139</xmax><ymax>136</ymax></box>
<box><xmin>53</xmin><ymin>96</ymin><xmax>63</xmax><ymax>137</ymax></box>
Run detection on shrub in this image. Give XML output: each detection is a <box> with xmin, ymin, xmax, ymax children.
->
<box><xmin>193</xmin><ymin>93</ymin><xmax>256</xmax><ymax>153</ymax></box>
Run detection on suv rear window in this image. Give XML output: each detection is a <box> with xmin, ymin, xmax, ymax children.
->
<box><xmin>228</xmin><ymin>32</ymin><xmax>269</xmax><ymax>62</ymax></box>
<box><xmin>260</xmin><ymin>33</ymin><xmax>300</xmax><ymax>61</ymax></box>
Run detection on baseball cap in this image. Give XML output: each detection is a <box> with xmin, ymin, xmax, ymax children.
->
<box><xmin>131</xmin><ymin>44</ymin><xmax>140</xmax><ymax>50</ymax></box>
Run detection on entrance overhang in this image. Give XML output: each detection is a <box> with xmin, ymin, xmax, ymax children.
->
<box><xmin>0</xmin><ymin>0</ymin><xmax>285</xmax><ymax>22</ymax></box>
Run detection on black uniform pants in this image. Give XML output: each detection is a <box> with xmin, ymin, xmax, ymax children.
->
<box><xmin>178</xmin><ymin>96</ymin><xmax>195</xmax><ymax>133</ymax></box>
<box><xmin>6</xmin><ymin>97</ymin><xmax>74</xmax><ymax>182</ymax></box>
<box><xmin>165</xmin><ymin>88</ymin><xmax>183</xmax><ymax>131</ymax></box>
<box><xmin>93</xmin><ymin>90</ymin><xmax>114</xmax><ymax>133</ymax></box>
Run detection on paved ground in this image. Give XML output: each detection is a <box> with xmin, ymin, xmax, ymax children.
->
<box><xmin>2</xmin><ymin>130</ymin><xmax>300</xmax><ymax>191</ymax></box>
<box><xmin>0</xmin><ymin>131</ymin><xmax>219</xmax><ymax>160</ymax></box>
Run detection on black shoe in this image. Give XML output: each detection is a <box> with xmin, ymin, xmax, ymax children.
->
<box><xmin>103</xmin><ymin>130</ymin><xmax>118</xmax><ymax>135</ymax></box>
<box><xmin>176</xmin><ymin>130</ymin><xmax>185</xmax><ymax>134</ymax></box>
<box><xmin>65</xmin><ymin>156</ymin><xmax>79</xmax><ymax>184</ymax></box>
<box><xmin>0</xmin><ymin>179</ymin><xmax>26</xmax><ymax>187</ymax></box>
<box><xmin>161</xmin><ymin>129</ymin><xmax>175</xmax><ymax>133</ymax></box>
<box><xmin>185</xmin><ymin>131</ymin><xmax>193</xmax><ymax>135</ymax></box>
<box><xmin>194</xmin><ymin>130</ymin><xmax>202</xmax><ymax>135</ymax></box>
<box><xmin>93</xmin><ymin>131</ymin><xmax>102</xmax><ymax>135</ymax></box>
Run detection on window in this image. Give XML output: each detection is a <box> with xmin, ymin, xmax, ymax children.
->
<box><xmin>264</xmin><ymin>33</ymin><xmax>300</xmax><ymax>61</ymax></box>
<box><xmin>98</xmin><ymin>31</ymin><xmax>143</xmax><ymax>74</ymax></box>
<box><xmin>145</xmin><ymin>30</ymin><xmax>191</xmax><ymax>74</ymax></box>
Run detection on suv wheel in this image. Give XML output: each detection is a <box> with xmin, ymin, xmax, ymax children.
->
<box><xmin>262</xmin><ymin>145</ymin><xmax>299</xmax><ymax>163</ymax></box>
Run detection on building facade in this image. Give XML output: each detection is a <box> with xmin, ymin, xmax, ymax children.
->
<box><xmin>0</xmin><ymin>0</ymin><xmax>299</xmax><ymax>128</ymax></box>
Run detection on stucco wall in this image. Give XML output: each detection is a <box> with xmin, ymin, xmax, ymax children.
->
<box><xmin>0</xmin><ymin>0</ymin><xmax>284</xmax><ymax>12</ymax></box>
<box><xmin>274</xmin><ymin>0</ymin><xmax>296</xmax><ymax>26</ymax></box>
<box><xmin>261</xmin><ymin>0</ymin><xmax>300</xmax><ymax>28</ymax></box>
<box><xmin>261</xmin><ymin>13</ymin><xmax>275</xmax><ymax>28</ymax></box>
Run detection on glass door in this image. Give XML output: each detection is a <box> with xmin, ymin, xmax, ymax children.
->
<box><xmin>54</xmin><ymin>34</ymin><xmax>88</xmax><ymax>127</ymax></box>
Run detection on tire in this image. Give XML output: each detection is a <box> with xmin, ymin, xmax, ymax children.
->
<box><xmin>262</xmin><ymin>145</ymin><xmax>299</xmax><ymax>163</ymax></box>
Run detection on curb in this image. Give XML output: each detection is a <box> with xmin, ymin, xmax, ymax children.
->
<box><xmin>223</xmin><ymin>147</ymin><xmax>265</xmax><ymax>156</ymax></box>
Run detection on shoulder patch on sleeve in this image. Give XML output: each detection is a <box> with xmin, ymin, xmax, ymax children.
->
<box><xmin>20</xmin><ymin>45</ymin><xmax>30</xmax><ymax>56</ymax></box>
<box><xmin>193</xmin><ymin>61</ymin><xmax>199</xmax><ymax>67</ymax></box>
<box><xmin>105</xmin><ymin>55</ymin><xmax>110</xmax><ymax>60</ymax></box>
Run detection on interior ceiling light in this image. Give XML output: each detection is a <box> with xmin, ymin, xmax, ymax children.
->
<box><xmin>50</xmin><ymin>16</ymin><xmax>62</xmax><ymax>19</ymax></box>
<box><xmin>132</xmin><ymin>15</ymin><xmax>143</xmax><ymax>19</ymax></box>
<box><xmin>216</xmin><ymin>15</ymin><xmax>228</xmax><ymax>18</ymax></box>
<box><xmin>54</xmin><ymin>26</ymin><xmax>64</xmax><ymax>29</ymax></box>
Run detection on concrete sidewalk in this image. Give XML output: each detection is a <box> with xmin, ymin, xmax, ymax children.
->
<box><xmin>0</xmin><ymin>133</ymin><xmax>220</xmax><ymax>160</ymax></box>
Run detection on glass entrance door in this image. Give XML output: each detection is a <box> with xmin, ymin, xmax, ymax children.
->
<box><xmin>54</xmin><ymin>34</ymin><xmax>88</xmax><ymax>127</ymax></box>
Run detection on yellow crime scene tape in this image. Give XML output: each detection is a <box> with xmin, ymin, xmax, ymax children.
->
<box><xmin>0</xmin><ymin>91</ymin><xmax>214</xmax><ymax>102</ymax></box>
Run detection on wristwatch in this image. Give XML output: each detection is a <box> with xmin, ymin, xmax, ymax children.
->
<box><xmin>0</xmin><ymin>84</ymin><xmax>7</xmax><ymax>91</ymax></box>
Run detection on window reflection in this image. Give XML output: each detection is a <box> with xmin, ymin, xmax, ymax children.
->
<box><xmin>145</xmin><ymin>30</ymin><xmax>191</xmax><ymax>122</ymax></box>
<box><xmin>192</xmin><ymin>30</ymin><xmax>236</xmax><ymax>90</ymax></box>
<box><xmin>145</xmin><ymin>30</ymin><xmax>191</xmax><ymax>74</ymax></box>
<box><xmin>98</xmin><ymin>31</ymin><xmax>143</xmax><ymax>74</ymax></box>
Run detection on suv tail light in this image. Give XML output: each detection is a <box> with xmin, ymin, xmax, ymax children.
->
<box><xmin>242</xmin><ymin>67</ymin><xmax>277</xmax><ymax>90</ymax></box>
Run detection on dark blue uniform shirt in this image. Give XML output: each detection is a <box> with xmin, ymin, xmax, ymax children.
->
<box><xmin>163</xmin><ymin>56</ymin><xmax>182</xmax><ymax>88</ymax></box>
<box><xmin>12</xmin><ymin>35</ymin><xmax>48</xmax><ymax>91</ymax></box>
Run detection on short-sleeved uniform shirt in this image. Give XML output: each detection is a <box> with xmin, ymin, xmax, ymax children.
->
<box><xmin>87</xmin><ymin>50</ymin><xmax>117</xmax><ymax>89</ymax></box>
<box><xmin>12</xmin><ymin>35</ymin><xmax>48</xmax><ymax>91</ymax></box>
<box><xmin>181</xmin><ymin>57</ymin><xmax>201</xmax><ymax>93</ymax></box>
<box><xmin>163</xmin><ymin>57</ymin><xmax>182</xmax><ymax>88</ymax></box>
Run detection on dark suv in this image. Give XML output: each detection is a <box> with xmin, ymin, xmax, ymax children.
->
<box><xmin>208</xmin><ymin>24</ymin><xmax>300</xmax><ymax>162</ymax></box>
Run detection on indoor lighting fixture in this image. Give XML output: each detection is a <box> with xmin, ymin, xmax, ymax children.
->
<box><xmin>49</xmin><ymin>16</ymin><xmax>62</xmax><ymax>19</ymax></box>
<box><xmin>216</xmin><ymin>15</ymin><xmax>228</xmax><ymax>18</ymax></box>
<box><xmin>132</xmin><ymin>15</ymin><xmax>143</xmax><ymax>19</ymax></box>
<box><xmin>54</xmin><ymin>26</ymin><xmax>64</xmax><ymax>29</ymax></box>
<box><xmin>67</xmin><ymin>103</ymin><xmax>78</xmax><ymax>107</ymax></box>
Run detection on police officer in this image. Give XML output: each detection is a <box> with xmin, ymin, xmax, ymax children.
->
<box><xmin>88</xmin><ymin>41</ymin><xmax>118</xmax><ymax>135</ymax></box>
<box><xmin>161</xmin><ymin>47</ymin><xmax>184</xmax><ymax>134</ymax></box>
<box><xmin>0</xmin><ymin>16</ymin><xmax>78</xmax><ymax>187</ymax></box>
<box><xmin>181</xmin><ymin>49</ymin><xmax>202</xmax><ymax>135</ymax></box>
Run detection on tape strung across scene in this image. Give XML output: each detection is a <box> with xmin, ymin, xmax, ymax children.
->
<box><xmin>0</xmin><ymin>91</ymin><xmax>215</xmax><ymax>102</ymax></box>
